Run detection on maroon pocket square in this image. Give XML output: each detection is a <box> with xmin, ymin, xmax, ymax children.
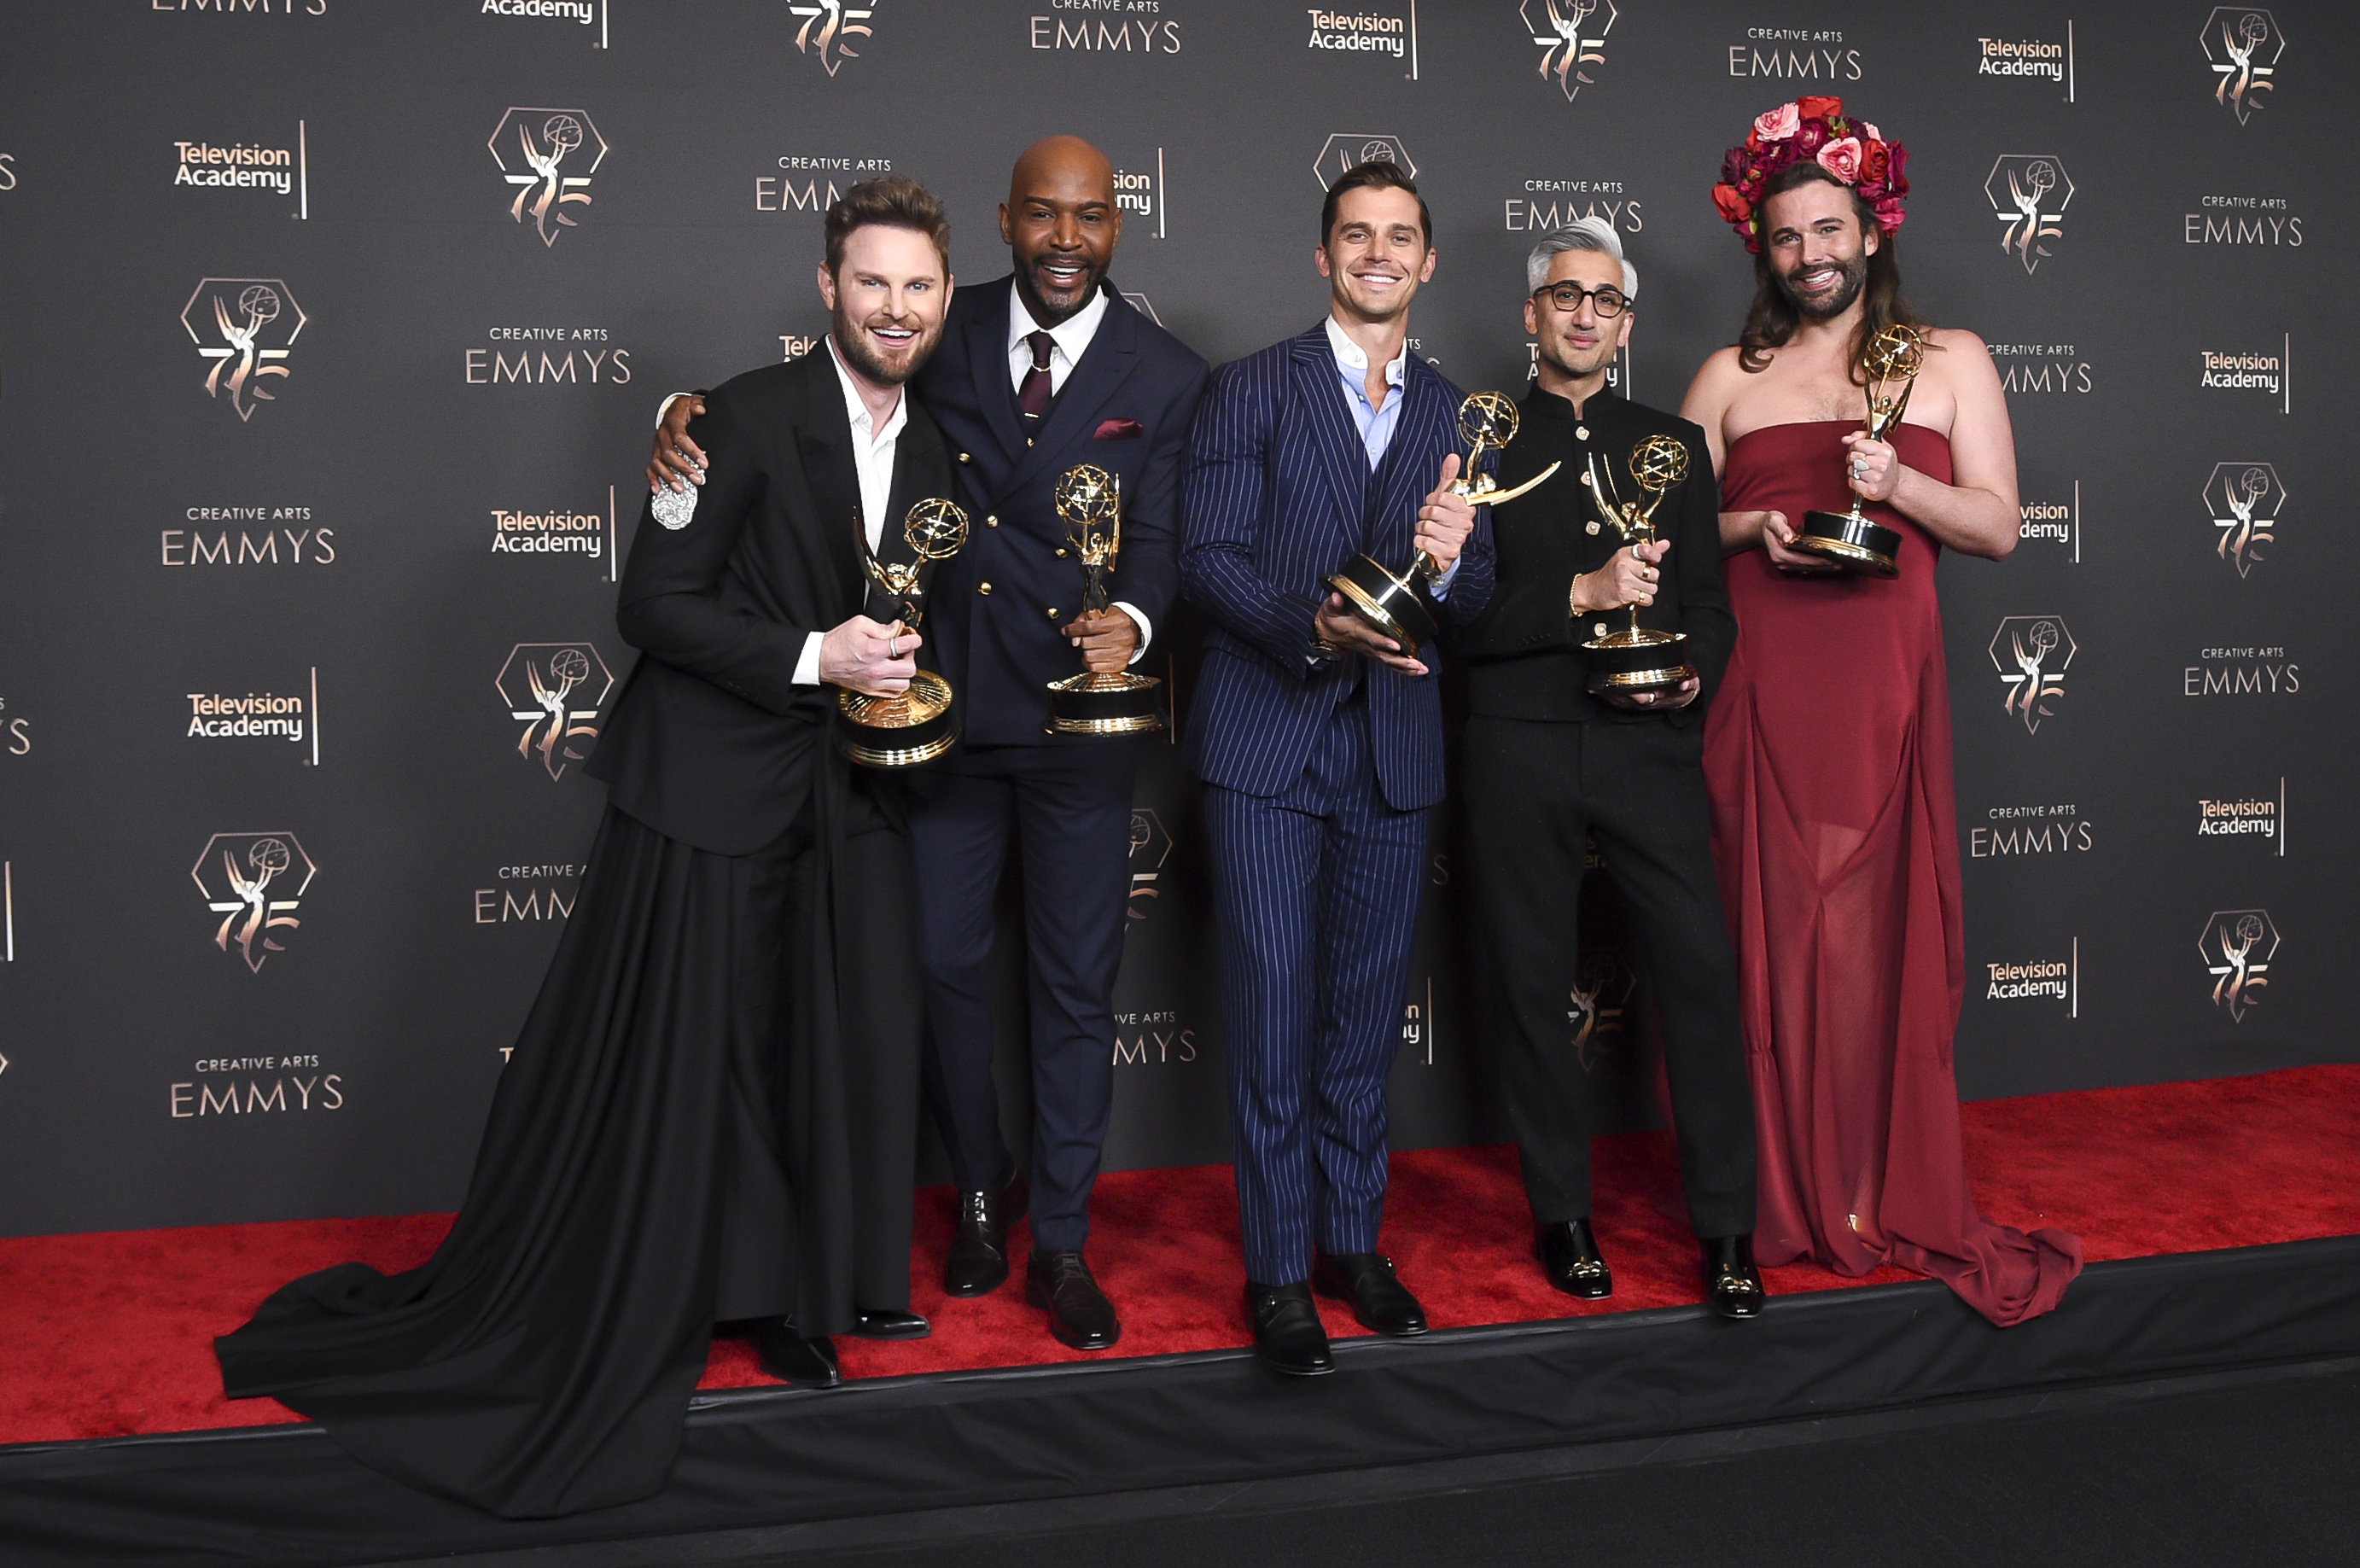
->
<box><xmin>1093</xmin><ymin>418</ymin><xmax>1145</xmax><ymax>440</ymax></box>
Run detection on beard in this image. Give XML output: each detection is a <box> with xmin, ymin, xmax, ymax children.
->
<box><xmin>1778</xmin><ymin>250</ymin><xmax>1868</xmax><ymax>319</ymax></box>
<box><xmin>1537</xmin><ymin>331</ymin><xmax>1617</xmax><ymax>382</ymax></box>
<box><xmin>831</xmin><ymin>304</ymin><xmax>940</xmax><ymax>387</ymax></box>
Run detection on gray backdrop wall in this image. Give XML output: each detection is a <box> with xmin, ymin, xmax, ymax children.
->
<box><xmin>1</xmin><ymin>0</ymin><xmax>2351</xmax><ymax>1237</ymax></box>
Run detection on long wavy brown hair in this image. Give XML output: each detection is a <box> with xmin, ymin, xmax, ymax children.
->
<box><xmin>1737</xmin><ymin>163</ymin><xmax>1925</xmax><ymax>381</ymax></box>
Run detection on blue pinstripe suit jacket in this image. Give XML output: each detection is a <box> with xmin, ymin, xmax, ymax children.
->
<box><xmin>1180</xmin><ymin>324</ymin><xmax>1495</xmax><ymax>812</ymax></box>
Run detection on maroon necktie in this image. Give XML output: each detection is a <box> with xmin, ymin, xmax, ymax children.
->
<box><xmin>1017</xmin><ymin>330</ymin><xmax>1055</xmax><ymax>424</ymax></box>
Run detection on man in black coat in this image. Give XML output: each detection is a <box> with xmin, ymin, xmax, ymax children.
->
<box><xmin>654</xmin><ymin>137</ymin><xmax>1208</xmax><ymax>1352</ymax></box>
<box><xmin>1457</xmin><ymin>219</ymin><xmax>1766</xmax><ymax>1318</ymax></box>
<box><xmin>217</xmin><ymin>178</ymin><xmax>956</xmax><ymax>1519</ymax></box>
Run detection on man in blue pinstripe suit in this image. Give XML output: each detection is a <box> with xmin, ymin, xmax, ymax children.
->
<box><xmin>1180</xmin><ymin>162</ymin><xmax>1494</xmax><ymax>1376</ymax></box>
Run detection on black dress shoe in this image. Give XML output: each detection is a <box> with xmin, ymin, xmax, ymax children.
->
<box><xmin>1702</xmin><ymin>1233</ymin><xmax>1767</xmax><ymax>1320</ymax></box>
<box><xmin>1025</xmin><ymin>1249</ymin><xmax>1122</xmax><ymax>1351</ymax></box>
<box><xmin>752</xmin><ymin>1319</ymin><xmax>841</xmax><ymax>1387</ymax></box>
<box><xmin>944</xmin><ymin>1177</ymin><xmax>1025</xmax><ymax>1297</ymax></box>
<box><xmin>848</xmin><ymin>1307</ymin><xmax>930</xmax><ymax>1340</ymax></box>
<box><xmin>1312</xmin><ymin>1251</ymin><xmax>1428</xmax><ymax>1337</ymax></box>
<box><xmin>1246</xmin><ymin>1281</ymin><xmax>1334</xmax><ymax>1376</ymax></box>
<box><xmin>1537</xmin><ymin>1219</ymin><xmax>1614</xmax><ymax>1300</ymax></box>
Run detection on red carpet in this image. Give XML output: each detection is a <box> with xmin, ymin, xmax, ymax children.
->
<box><xmin>4</xmin><ymin>1065</ymin><xmax>2357</xmax><ymax>1448</ymax></box>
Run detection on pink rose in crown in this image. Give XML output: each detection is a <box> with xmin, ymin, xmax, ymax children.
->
<box><xmin>1817</xmin><ymin>137</ymin><xmax>1863</xmax><ymax>183</ymax></box>
<box><xmin>1753</xmin><ymin>102</ymin><xmax>1800</xmax><ymax>143</ymax></box>
<box><xmin>1862</xmin><ymin>123</ymin><xmax>1881</xmax><ymax>143</ymax></box>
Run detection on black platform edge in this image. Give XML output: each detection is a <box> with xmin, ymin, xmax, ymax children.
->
<box><xmin>4</xmin><ymin>1236</ymin><xmax>2356</xmax><ymax>1567</ymax></box>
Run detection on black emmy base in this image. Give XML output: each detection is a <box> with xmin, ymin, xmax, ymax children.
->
<box><xmin>1791</xmin><ymin>509</ymin><xmax>1902</xmax><ymax>576</ymax></box>
<box><xmin>1047</xmin><ymin>671</ymin><xmax>1164</xmax><ymax>735</ymax></box>
<box><xmin>1582</xmin><ymin>628</ymin><xmax>1697</xmax><ymax>710</ymax></box>
<box><xmin>1327</xmin><ymin>553</ymin><xmax>1439</xmax><ymax>660</ymax></box>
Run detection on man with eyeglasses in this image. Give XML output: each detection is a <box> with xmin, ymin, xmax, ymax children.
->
<box><xmin>1456</xmin><ymin>218</ymin><xmax>1764</xmax><ymax>1318</ymax></box>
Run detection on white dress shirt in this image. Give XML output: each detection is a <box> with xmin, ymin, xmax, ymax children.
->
<box><xmin>790</xmin><ymin>339</ymin><xmax>909</xmax><ymax>685</ymax></box>
<box><xmin>1008</xmin><ymin>283</ymin><xmax>1151</xmax><ymax>660</ymax></box>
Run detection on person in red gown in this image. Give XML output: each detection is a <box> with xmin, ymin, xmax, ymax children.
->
<box><xmin>1679</xmin><ymin>100</ymin><xmax>2082</xmax><ymax>1326</ymax></box>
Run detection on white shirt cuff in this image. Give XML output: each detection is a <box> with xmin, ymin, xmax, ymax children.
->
<box><xmin>1111</xmin><ymin>601</ymin><xmax>1153</xmax><ymax>664</ymax></box>
<box><xmin>793</xmin><ymin>631</ymin><xmax>823</xmax><ymax>686</ymax></box>
<box><xmin>1430</xmin><ymin>557</ymin><xmax>1461</xmax><ymax>600</ymax></box>
<box><xmin>656</xmin><ymin>391</ymin><xmax>691</xmax><ymax>429</ymax></box>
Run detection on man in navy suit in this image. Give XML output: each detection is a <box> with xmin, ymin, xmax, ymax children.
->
<box><xmin>654</xmin><ymin>137</ymin><xmax>1208</xmax><ymax>1352</ymax></box>
<box><xmin>1180</xmin><ymin>161</ymin><xmax>1493</xmax><ymax>1375</ymax></box>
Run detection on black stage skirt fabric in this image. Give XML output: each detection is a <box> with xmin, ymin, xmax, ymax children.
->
<box><xmin>213</xmin><ymin>801</ymin><xmax>918</xmax><ymax>1518</ymax></box>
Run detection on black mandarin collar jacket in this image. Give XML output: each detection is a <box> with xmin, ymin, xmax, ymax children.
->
<box><xmin>1457</xmin><ymin>382</ymin><xmax>1735</xmax><ymax>728</ymax></box>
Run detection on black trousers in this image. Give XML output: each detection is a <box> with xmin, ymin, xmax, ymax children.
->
<box><xmin>904</xmin><ymin>739</ymin><xmax>1140</xmax><ymax>1252</ymax></box>
<box><xmin>1460</xmin><ymin>714</ymin><xmax>1757</xmax><ymax>1240</ymax></box>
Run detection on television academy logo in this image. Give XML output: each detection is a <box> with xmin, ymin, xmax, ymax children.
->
<box><xmin>1990</xmin><ymin>616</ymin><xmax>2075</xmax><ymax>733</ymax></box>
<box><xmin>790</xmin><ymin>0</ymin><xmax>875</xmax><ymax>74</ymax></box>
<box><xmin>1127</xmin><ymin>807</ymin><xmax>1174</xmax><ymax>924</ymax></box>
<box><xmin>193</xmin><ymin>832</ymin><xmax>317</xmax><ymax>972</ymax></box>
<box><xmin>1522</xmin><ymin>0</ymin><xmax>1617</xmax><ymax>102</ymax></box>
<box><xmin>1313</xmin><ymin>133</ymin><xmax>1414</xmax><ymax>189</ymax></box>
<box><xmin>2201</xmin><ymin>9</ymin><xmax>2281</xmax><ymax>125</ymax></box>
<box><xmin>1986</xmin><ymin>155</ymin><xmax>2072</xmax><ymax>273</ymax></box>
<box><xmin>490</xmin><ymin>108</ymin><xmax>605</xmax><ymax>245</ymax></box>
<box><xmin>2199</xmin><ymin>339</ymin><xmax>2288</xmax><ymax>413</ymax></box>
<box><xmin>1974</xmin><ymin>29</ymin><xmax>2073</xmax><ymax>98</ymax></box>
<box><xmin>1985</xmin><ymin>946</ymin><xmax>2076</xmax><ymax>1012</ymax></box>
<box><xmin>1308</xmin><ymin>8</ymin><xmax>1413</xmax><ymax>70</ymax></box>
<box><xmin>1567</xmin><ymin>948</ymin><xmax>1635</xmax><ymax>1069</ymax></box>
<box><xmin>2018</xmin><ymin>485</ymin><xmax>2080</xmax><ymax>559</ymax></box>
<box><xmin>481</xmin><ymin>0</ymin><xmax>607</xmax><ymax>44</ymax></box>
<box><xmin>2203</xmin><ymin>462</ymin><xmax>2281</xmax><ymax>577</ymax></box>
<box><xmin>2199</xmin><ymin>781</ymin><xmax>2283</xmax><ymax>854</ymax></box>
<box><xmin>2200</xmin><ymin>909</ymin><xmax>2276</xmax><ymax>1020</ymax></box>
<box><xmin>498</xmin><ymin>644</ymin><xmax>613</xmax><ymax>779</ymax></box>
<box><xmin>182</xmin><ymin>279</ymin><xmax>305</xmax><ymax>422</ymax></box>
<box><xmin>172</xmin><ymin>126</ymin><xmax>306</xmax><ymax>217</ymax></box>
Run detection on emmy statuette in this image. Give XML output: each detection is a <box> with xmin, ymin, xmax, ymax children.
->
<box><xmin>1326</xmin><ymin>391</ymin><xmax>1561</xmax><ymax>659</ymax></box>
<box><xmin>1580</xmin><ymin>434</ymin><xmax>1699</xmax><ymax>708</ymax></box>
<box><xmin>835</xmin><ymin>497</ymin><xmax>970</xmax><ymax>767</ymax></box>
<box><xmin>1046</xmin><ymin>463</ymin><xmax>1163</xmax><ymax>734</ymax></box>
<box><xmin>1789</xmin><ymin>324</ymin><xmax>1926</xmax><ymax>576</ymax></box>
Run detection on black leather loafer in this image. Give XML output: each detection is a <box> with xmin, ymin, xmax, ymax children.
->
<box><xmin>1025</xmin><ymin>1248</ymin><xmax>1122</xmax><ymax>1351</ymax></box>
<box><xmin>944</xmin><ymin>1177</ymin><xmax>1025</xmax><ymax>1298</ymax></box>
<box><xmin>753</xmin><ymin>1319</ymin><xmax>841</xmax><ymax>1387</ymax></box>
<box><xmin>849</xmin><ymin>1307</ymin><xmax>931</xmax><ymax>1340</ymax></box>
<box><xmin>1246</xmin><ymin>1281</ymin><xmax>1335</xmax><ymax>1376</ymax></box>
<box><xmin>1312</xmin><ymin>1250</ymin><xmax>1428</xmax><ymax>1337</ymax></box>
<box><xmin>1537</xmin><ymin>1218</ymin><xmax>1614</xmax><ymax>1300</ymax></box>
<box><xmin>1702</xmin><ymin>1233</ymin><xmax>1767</xmax><ymax>1320</ymax></box>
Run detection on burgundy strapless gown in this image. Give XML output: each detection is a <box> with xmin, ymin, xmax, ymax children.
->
<box><xmin>1704</xmin><ymin>421</ymin><xmax>2081</xmax><ymax>1326</ymax></box>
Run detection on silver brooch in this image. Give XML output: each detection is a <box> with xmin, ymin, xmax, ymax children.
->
<box><xmin>650</xmin><ymin>485</ymin><xmax>697</xmax><ymax>531</ymax></box>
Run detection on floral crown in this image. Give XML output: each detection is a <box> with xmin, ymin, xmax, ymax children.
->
<box><xmin>1712</xmin><ymin>96</ymin><xmax>1908</xmax><ymax>254</ymax></box>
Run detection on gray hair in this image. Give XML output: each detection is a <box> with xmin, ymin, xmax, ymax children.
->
<box><xmin>1525</xmin><ymin>217</ymin><xmax>1637</xmax><ymax>300</ymax></box>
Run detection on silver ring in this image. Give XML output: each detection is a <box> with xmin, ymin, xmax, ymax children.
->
<box><xmin>889</xmin><ymin>637</ymin><xmax>900</xmax><ymax>658</ymax></box>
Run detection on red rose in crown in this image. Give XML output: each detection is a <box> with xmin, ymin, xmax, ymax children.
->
<box><xmin>1709</xmin><ymin>96</ymin><xmax>1909</xmax><ymax>254</ymax></box>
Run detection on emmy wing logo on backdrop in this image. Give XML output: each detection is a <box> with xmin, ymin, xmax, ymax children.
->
<box><xmin>1990</xmin><ymin>616</ymin><xmax>2076</xmax><ymax>732</ymax></box>
<box><xmin>182</xmin><ymin>280</ymin><xmax>305</xmax><ymax>422</ymax></box>
<box><xmin>2200</xmin><ymin>909</ymin><xmax>2277</xmax><ymax>1020</ymax></box>
<box><xmin>1314</xmin><ymin>134</ymin><xmax>1416</xmax><ymax>188</ymax></box>
<box><xmin>1126</xmin><ymin>808</ymin><xmax>1174</xmax><ymax>924</ymax></box>
<box><xmin>2203</xmin><ymin>463</ymin><xmax>2283</xmax><ymax>577</ymax></box>
<box><xmin>490</xmin><ymin>108</ymin><xmax>605</xmax><ymax>246</ymax></box>
<box><xmin>2201</xmin><ymin>9</ymin><xmax>2282</xmax><ymax>124</ymax></box>
<box><xmin>497</xmin><ymin>643</ymin><xmax>614</xmax><ymax>779</ymax></box>
<box><xmin>1521</xmin><ymin>0</ymin><xmax>1616</xmax><ymax>100</ymax></box>
<box><xmin>192</xmin><ymin>833</ymin><xmax>316</xmax><ymax>972</ymax></box>
<box><xmin>1986</xmin><ymin>156</ymin><xmax>2073</xmax><ymax>273</ymax></box>
<box><xmin>1566</xmin><ymin>949</ymin><xmax>1634</xmax><ymax>1070</ymax></box>
<box><xmin>788</xmin><ymin>0</ymin><xmax>875</xmax><ymax>74</ymax></box>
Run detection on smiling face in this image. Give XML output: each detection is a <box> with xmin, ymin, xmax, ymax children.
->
<box><xmin>818</xmin><ymin>223</ymin><xmax>950</xmax><ymax>387</ymax></box>
<box><xmin>1317</xmin><ymin>184</ymin><xmax>1435</xmax><ymax>325</ymax></box>
<box><xmin>1760</xmin><ymin>177</ymin><xmax>1876</xmax><ymax>321</ymax></box>
<box><xmin>1524</xmin><ymin>247</ymin><xmax>1632</xmax><ymax>382</ymax></box>
<box><xmin>1000</xmin><ymin>136</ymin><xmax>1122</xmax><ymax>327</ymax></box>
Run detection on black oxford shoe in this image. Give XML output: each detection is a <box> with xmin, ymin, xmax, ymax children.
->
<box><xmin>944</xmin><ymin>1177</ymin><xmax>1025</xmax><ymax>1298</ymax></box>
<box><xmin>1702</xmin><ymin>1233</ymin><xmax>1767</xmax><ymax>1320</ymax></box>
<box><xmin>1025</xmin><ymin>1249</ymin><xmax>1122</xmax><ymax>1351</ymax></box>
<box><xmin>752</xmin><ymin>1319</ymin><xmax>841</xmax><ymax>1388</ymax></box>
<box><xmin>1246</xmin><ymin>1281</ymin><xmax>1334</xmax><ymax>1376</ymax></box>
<box><xmin>1312</xmin><ymin>1250</ymin><xmax>1428</xmax><ymax>1337</ymax></box>
<box><xmin>848</xmin><ymin>1307</ymin><xmax>930</xmax><ymax>1341</ymax></box>
<box><xmin>1537</xmin><ymin>1219</ymin><xmax>1614</xmax><ymax>1300</ymax></box>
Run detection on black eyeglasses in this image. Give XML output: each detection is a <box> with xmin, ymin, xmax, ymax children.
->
<box><xmin>1532</xmin><ymin>282</ymin><xmax>1629</xmax><ymax>318</ymax></box>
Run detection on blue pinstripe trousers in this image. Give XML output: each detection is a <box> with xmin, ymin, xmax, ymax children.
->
<box><xmin>1201</xmin><ymin>697</ymin><xmax>1432</xmax><ymax>1286</ymax></box>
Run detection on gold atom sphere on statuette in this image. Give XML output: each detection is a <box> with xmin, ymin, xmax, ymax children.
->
<box><xmin>1054</xmin><ymin>464</ymin><xmax>1119</xmax><ymax>525</ymax></box>
<box><xmin>1866</xmin><ymin>324</ymin><xmax>1926</xmax><ymax>382</ymax></box>
<box><xmin>1630</xmin><ymin>434</ymin><xmax>1690</xmax><ymax>495</ymax></box>
<box><xmin>904</xmin><ymin>497</ymin><xmax>970</xmax><ymax>559</ymax></box>
<box><xmin>1458</xmin><ymin>391</ymin><xmax>1521</xmax><ymax>454</ymax></box>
